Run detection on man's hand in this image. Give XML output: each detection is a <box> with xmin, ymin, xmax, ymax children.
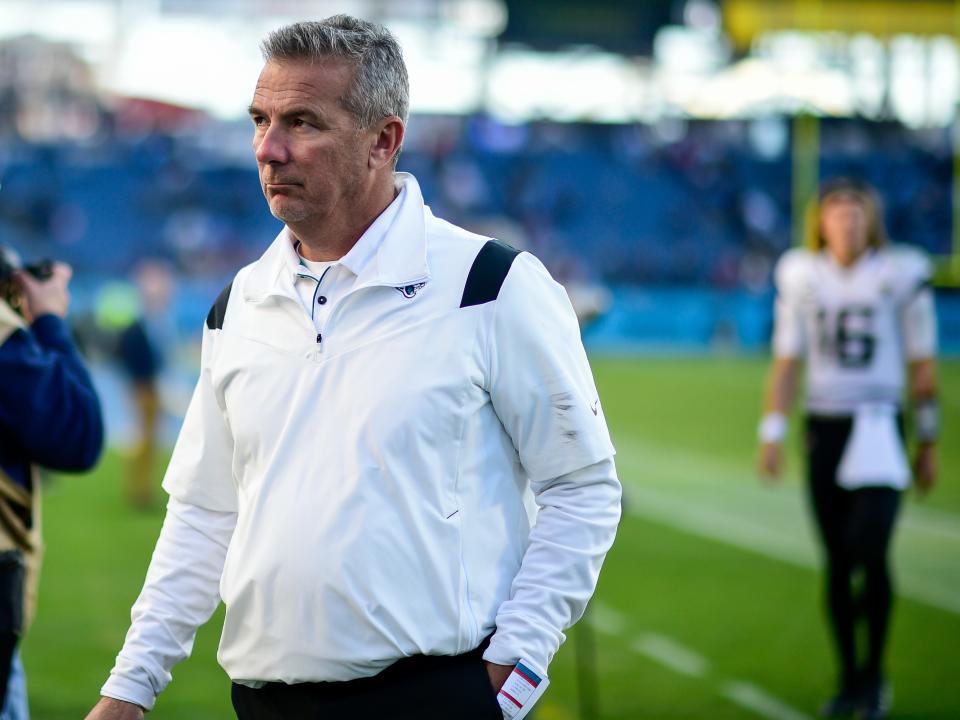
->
<box><xmin>84</xmin><ymin>697</ymin><xmax>145</xmax><ymax>720</ymax></box>
<box><xmin>757</xmin><ymin>441</ymin><xmax>784</xmax><ymax>483</ymax></box>
<box><xmin>913</xmin><ymin>442</ymin><xmax>937</xmax><ymax>496</ymax></box>
<box><xmin>484</xmin><ymin>661</ymin><xmax>513</xmax><ymax>694</ymax></box>
<box><xmin>16</xmin><ymin>261</ymin><xmax>72</xmax><ymax>322</ymax></box>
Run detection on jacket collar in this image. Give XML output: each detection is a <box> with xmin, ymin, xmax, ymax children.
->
<box><xmin>243</xmin><ymin>172</ymin><xmax>430</xmax><ymax>303</ymax></box>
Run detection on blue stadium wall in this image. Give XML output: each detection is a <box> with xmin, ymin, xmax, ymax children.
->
<box><xmin>582</xmin><ymin>287</ymin><xmax>960</xmax><ymax>355</ymax></box>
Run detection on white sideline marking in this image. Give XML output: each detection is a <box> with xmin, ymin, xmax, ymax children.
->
<box><xmin>586</xmin><ymin>603</ymin><xmax>813</xmax><ymax>720</ymax></box>
<box><xmin>622</xmin><ymin>483</ymin><xmax>960</xmax><ymax>616</ymax></box>
<box><xmin>586</xmin><ymin>601</ymin><xmax>629</xmax><ymax>635</ymax></box>
<box><xmin>721</xmin><ymin>680</ymin><xmax>814</xmax><ymax>720</ymax></box>
<box><xmin>614</xmin><ymin>436</ymin><xmax>960</xmax><ymax>615</ymax></box>
<box><xmin>632</xmin><ymin>633</ymin><xmax>709</xmax><ymax>678</ymax></box>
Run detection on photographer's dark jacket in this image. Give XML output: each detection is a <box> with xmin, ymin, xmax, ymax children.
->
<box><xmin>0</xmin><ymin>299</ymin><xmax>103</xmax><ymax>626</ymax></box>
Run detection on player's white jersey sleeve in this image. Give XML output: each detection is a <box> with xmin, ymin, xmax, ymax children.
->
<box><xmin>889</xmin><ymin>246</ymin><xmax>938</xmax><ymax>360</ymax></box>
<box><xmin>903</xmin><ymin>289</ymin><xmax>937</xmax><ymax>360</ymax></box>
<box><xmin>887</xmin><ymin>245</ymin><xmax>933</xmax><ymax>298</ymax></box>
<box><xmin>772</xmin><ymin>248</ymin><xmax>814</xmax><ymax>359</ymax></box>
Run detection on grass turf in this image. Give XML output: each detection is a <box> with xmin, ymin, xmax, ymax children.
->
<box><xmin>22</xmin><ymin>356</ymin><xmax>960</xmax><ymax>719</ymax></box>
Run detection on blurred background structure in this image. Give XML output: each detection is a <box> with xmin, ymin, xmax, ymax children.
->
<box><xmin>2</xmin><ymin>1</ymin><xmax>959</xmax><ymax>718</ymax></box>
<box><xmin>2</xmin><ymin>0</ymin><xmax>960</xmax><ymax>360</ymax></box>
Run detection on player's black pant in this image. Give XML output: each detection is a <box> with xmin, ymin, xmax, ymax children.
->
<box><xmin>230</xmin><ymin>640</ymin><xmax>502</xmax><ymax>720</ymax></box>
<box><xmin>806</xmin><ymin>415</ymin><xmax>902</xmax><ymax>691</ymax></box>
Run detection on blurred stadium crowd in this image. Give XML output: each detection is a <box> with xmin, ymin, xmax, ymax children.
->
<box><xmin>0</xmin><ymin>36</ymin><xmax>954</xmax><ymax>310</ymax></box>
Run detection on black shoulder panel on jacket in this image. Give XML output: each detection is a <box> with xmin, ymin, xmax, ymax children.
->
<box><xmin>205</xmin><ymin>281</ymin><xmax>233</xmax><ymax>330</ymax></box>
<box><xmin>459</xmin><ymin>240</ymin><xmax>521</xmax><ymax>309</ymax></box>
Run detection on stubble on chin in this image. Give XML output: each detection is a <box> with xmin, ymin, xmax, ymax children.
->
<box><xmin>269</xmin><ymin>197</ymin><xmax>311</xmax><ymax>224</ymax></box>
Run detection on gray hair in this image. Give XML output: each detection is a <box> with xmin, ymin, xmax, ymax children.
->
<box><xmin>260</xmin><ymin>15</ymin><xmax>409</xmax><ymax>131</ymax></box>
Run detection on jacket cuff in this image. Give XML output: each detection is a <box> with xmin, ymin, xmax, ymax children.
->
<box><xmin>481</xmin><ymin>617</ymin><xmax>555</xmax><ymax>680</ymax></box>
<box><xmin>100</xmin><ymin>672</ymin><xmax>157</xmax><ymax>712</ymax></box>
<box><xmin>29</xmin><ymin>314</ymin><xmax>72</xmax><ymax>349</ymax></box>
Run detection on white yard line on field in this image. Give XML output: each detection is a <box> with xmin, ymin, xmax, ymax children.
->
<box><xmin>613</xmin><ymin>436</ymin><xmax>960</xmax><ymax>615</ymax></box>
<box><xmin>632</xmin><ymin>633</ymin><xmax>709</xmax><ymax>678</ymax></box>
<box><xmin>589</xmin><ymin>603</ymin><xmax>814</xmax><ymax>720</ymax></box>
<box><xmin>721</xmin><ymin>680</ymin><xmax>815</xmax><ymax>720</ymax></box>
<box><xmin>586</xmin><ymin>601</ymin><xmax>629</xmax><ymax>635</ymax></box>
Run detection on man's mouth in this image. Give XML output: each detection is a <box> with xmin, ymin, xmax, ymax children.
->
<box><xmin>266</xmin><ymin>182</ymin><xmax>302</xmax><ymax>196</ymax></box>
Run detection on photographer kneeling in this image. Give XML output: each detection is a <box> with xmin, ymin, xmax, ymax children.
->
<box><xmin>0</xmin><ymin>249</ymin><xmax>104</xmax><ymax>715</ymax></box>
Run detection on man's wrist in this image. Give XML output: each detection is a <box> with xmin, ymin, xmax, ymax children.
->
<box><xmin>494</xmin><ymin>660</ymin><xmax>550</xmax><ymax>720</ymax></box>
<box><xmin>758</xmin><ymin>412</ymin><xmax>788</xmax><ymax>443</ymax></box>
<box><xmin>100</xmin><ymin>696</ymin><xmax>145</xmax><ymax>709</ymax></box>
<box><xmin>913</xmin><ymin>398</ymin><xmax>939</xmax><ymax>443</ymax></box>
<box><xmin>99</xmin><ymin>695</ymin><xmax>148</xmax><ymax>713</ymax></box>
<box><xmin>100</xmin><ymin>674</ymin><xmax>157</xmax><ymax>713</ymax></box>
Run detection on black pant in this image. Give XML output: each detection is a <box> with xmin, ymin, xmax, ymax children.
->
<box><xmin>0</xmin><ymin>632</ymin><xmax>14</xmax><ymax>710</ymax></box>
<box><xmin>231</xmin><ymin>642</ymin><xmax>502</xmax><ymax>720</ymax></box>
<box><xmin>0</xmin><ymin>549</ymin><xmax>26</xmax><ymax>711</ymax></box>
<box><xmin>806</xmin><ymin>415</ymin><xmax>902</xmax><ymax>690</ymax></box>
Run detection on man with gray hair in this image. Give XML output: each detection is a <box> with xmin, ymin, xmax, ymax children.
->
<box><xmin>86</xmin><ymin>15</ymin><xmax>619</xmax><ymax>720</ymax></box>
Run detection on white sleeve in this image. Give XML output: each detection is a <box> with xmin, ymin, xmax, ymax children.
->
<box><xmin>902</xmin><ymin>286</ymin><xmax>938</xmax><ymax>360</ymax></box>
<box><xmin>483</xmin><ymin>457</ymin><xmax>621</xmax><ymax>677</ymax></box>
<box><xmin>482</xmin><ymin>252</ymin><xmax>620</xmax><ymax>675</ymax></box>
<box><xmin>485</xmin><ymin>253</ymin><xmax>616</xmax><ymax>482</ymax></box>
<box><xmin>772</xmin><ymin>294</ymin><xmax>806</xmax><ymax>358</ymax></box>
<box><xmin>161</xmin><ymin>322</ymin><xmax>238</xmax><ymax>512</ymax></box>
<box><xmin>100</xmin><ymin>498</ymin><xmax>236</xmax><ymax>710</ymax></box>
<box><xmin>771</xmin><ymin>252</ymin><xmax>807</xmax><ymax>359</ymax></box>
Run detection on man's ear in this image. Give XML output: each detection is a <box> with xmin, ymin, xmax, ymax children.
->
<box><xmin>369</xmin><ymin>116</ymin><xmax>405</xmax><ymax>170</ymax></box>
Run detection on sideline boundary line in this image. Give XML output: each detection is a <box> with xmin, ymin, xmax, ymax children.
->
<box><xmin>589</xmin><ymin>603</ymin><xmax>814</xmax><ymax>720</ymax></box>
<box><xmin>614</xmin><ymin>436</ymin><xmax>960</xmax><ymax>615</ymax></box>
<box><xmin>632</xmin><ymin>633</ymin><xmax>708</xmax><ymax>678</ymax></box>
<box><xmin>722</xmin><ymin>681</ymin><xmax>814</xmax><ymax>720</ymax></box>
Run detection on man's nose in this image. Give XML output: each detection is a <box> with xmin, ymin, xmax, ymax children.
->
<box><xmin>255</xmin><ymin>125</ymin><xmax>289</xmax><ymax>165</ymax></box>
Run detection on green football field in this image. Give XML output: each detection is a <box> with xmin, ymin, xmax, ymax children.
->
<box><xmin>22</xmin><ymin>356</ymin><xmax>960</xmax><ymax>719</ymax></box>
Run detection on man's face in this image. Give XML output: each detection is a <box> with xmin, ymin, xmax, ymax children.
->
<box><xmin>249</xmin><ymin>58</ymin><xmax>369</xmax><ymax>226</ymax></box>
<box><xmin>820</xmin><ymin>193</ymin><xmax>869</xmax><ymax>265</ymax></box>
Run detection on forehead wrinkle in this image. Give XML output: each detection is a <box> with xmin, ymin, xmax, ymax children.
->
<box><xmin>252</xmin><ymin>83</ymin><xmax>347</xmax><ymax>118</ymax></box>
<box><xmin>251</xmin><ymin>92</ymin><xmax>330</xmax><ymax>119</ymax></box>
<box><xmin>256</xmin><ymin>79</ymin><xmax>326</xmax><ymax>95</ymax></box>
<box><xmin>253</xmin><ymin>85</ymin><xmax>323</xmax><ymax>103</ymax></box>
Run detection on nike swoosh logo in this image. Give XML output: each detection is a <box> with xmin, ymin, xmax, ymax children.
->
<box><xmin>591</xmin><ymin>399</ymin><xmax>600</xmax><ymax>416</ymax></box>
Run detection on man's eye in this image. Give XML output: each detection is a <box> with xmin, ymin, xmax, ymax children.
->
<box><xmin>252</xmin><ymin>116</ymin><xmax>267</xmax><ymax>127</ymax></box>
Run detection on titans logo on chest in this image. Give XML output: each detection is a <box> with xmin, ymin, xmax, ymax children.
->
<box><xmin>395</xmin><ymin>282</ymin><xmax>426</xmax><ymax>299</ymax></box>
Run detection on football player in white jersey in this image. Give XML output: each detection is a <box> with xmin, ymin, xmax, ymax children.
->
<box><xmin>757</xmin><ymin>178</ymin><xmax>939</xmax><ymax>720</ymax></box>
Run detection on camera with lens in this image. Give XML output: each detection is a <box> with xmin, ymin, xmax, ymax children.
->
<box><xmin>0</xmin><ymin>246</ymin><xmax>54</xmax><ymax>314</ymax></box>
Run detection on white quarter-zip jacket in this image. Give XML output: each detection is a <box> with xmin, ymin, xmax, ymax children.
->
<box><xmin>101</xmin><ymin>173</ymin><xmax>620</xmax><ymax>710</ymax></box>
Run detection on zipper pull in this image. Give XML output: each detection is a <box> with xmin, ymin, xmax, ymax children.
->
<box><xmin>316</xmin><ymin>333</ymin><xmax>322</xmax><ymax>344</ymax></box>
